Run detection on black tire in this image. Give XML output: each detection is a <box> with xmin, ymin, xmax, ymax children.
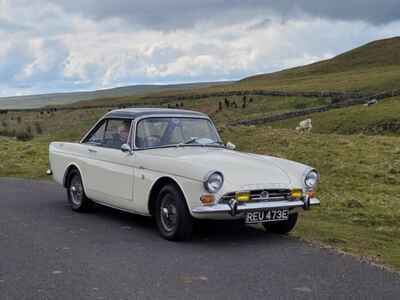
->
<box><xmin>66</xmin><ymin>169</ymin><xmax>93</xmax><ymax>212</ymax></box>
<box><xmin>262</xmin><ymin>212</ymin><xmax>298</xmax><ymax>234</ymax></box>
<box><xmin>155</xmin><ymin>184</ymin><xmax>193</xmax><ymax>241</ymax></box>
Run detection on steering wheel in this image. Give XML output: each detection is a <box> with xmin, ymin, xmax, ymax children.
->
<box><xmin>144</xmin><ymin>135</ymin><xmax>162</xmax><ymax>147</ymax></box>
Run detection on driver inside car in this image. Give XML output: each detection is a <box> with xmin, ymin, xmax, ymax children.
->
<box><xmin>116</xmin><ymin>121</ymin><xmax>130</xmax><ymax>147</ymax></box>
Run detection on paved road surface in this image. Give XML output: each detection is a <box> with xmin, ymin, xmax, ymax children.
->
<box><xmin>0</xmin><ymin>178</ymin><xmax>399</xmax><ymax>300</ymax></box>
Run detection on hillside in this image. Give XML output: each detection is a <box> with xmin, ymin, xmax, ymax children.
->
<box><xmin>2</xmin><ymin>36</ymin><xmax>400</xmax><ymax>110</ymax></box>
<box><xmin>236</xmin><ymin>37</ymin><xmax>400</xmax><ymax>92</ymax></box>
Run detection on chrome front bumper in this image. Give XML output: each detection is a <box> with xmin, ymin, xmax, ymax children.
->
<box><xmin>192</xmin><ymin>197</ymin><xmax>320</xmax><ymax>215</ymax></box>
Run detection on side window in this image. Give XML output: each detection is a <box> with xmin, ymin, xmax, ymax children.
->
<box><xmin>85</xmin><ymin>120</ymin><xmax>106</xmax><ymax>145</ymax></box>
<box><xmin>103</xmin><ymin>119</ymin><xmax>132</xmax><ymax>149</ymax></box>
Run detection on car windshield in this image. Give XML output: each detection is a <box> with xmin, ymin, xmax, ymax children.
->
<box><xmin>135</xmin><ymin>117</ymin><xmax>223</xmax><ymax>149</ymax></box>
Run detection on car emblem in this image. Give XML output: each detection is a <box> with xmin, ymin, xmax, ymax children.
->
<box><xmin>260</xmin><ymin>190</ymin><xmax>269</xmax><ymax>199</ymax></box>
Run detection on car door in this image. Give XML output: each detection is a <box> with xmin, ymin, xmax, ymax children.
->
<box><xmin>83</xmin><ymin>118</ymin><xmax>135</xmax><ymax>207</ymax></box>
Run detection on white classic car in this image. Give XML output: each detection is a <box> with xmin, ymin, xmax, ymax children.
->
<box><xmin>49</xmin><ymin>108</ymin><xmax>320</xmax><ymax>240</ymax></box>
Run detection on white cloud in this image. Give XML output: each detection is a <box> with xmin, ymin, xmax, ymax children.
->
<box><xmin>0</xmin><ymin>0</ymin><xmax>400</xmax><ymax>97</ymax></box>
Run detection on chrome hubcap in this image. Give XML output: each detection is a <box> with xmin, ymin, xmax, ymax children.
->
<box><xmin>69</xmin><ymin>176</ymin><xmax>83</xmax><ymax>206</ymax></box>
<box><xmin>160</xmin><ymin>196</ymin><xmax>177</xmax><ymax>232</ymax></box>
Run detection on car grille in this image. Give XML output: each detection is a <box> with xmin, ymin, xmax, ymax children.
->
<box><xmin>219</xmin><ymin>189</ymin><xmax>292</xmax><ymax>203</ymax></box>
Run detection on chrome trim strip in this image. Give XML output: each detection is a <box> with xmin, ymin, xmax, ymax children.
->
<box><xmin>94</xmin><ymin>199</ymin><xmax>151</xmax><ymax>217</ymax></box>
<box><xmin>192</xmin><ymin>198</ymin><xmax>320</xmax><ymax>214</ymax></box>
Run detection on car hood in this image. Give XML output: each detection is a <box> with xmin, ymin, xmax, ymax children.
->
<box><xmin>137</xmin><ymin>147</ymin><xmax>306</xmax><ymax>190</ymax></box>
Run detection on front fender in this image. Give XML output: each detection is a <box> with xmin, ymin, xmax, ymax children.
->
<box><xmin>132</xmin><ymin>167</ymin><xmax>203</xmax><ymax>216</ymax></box>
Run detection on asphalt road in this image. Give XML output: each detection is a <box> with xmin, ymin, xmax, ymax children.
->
<box><xmin>0</xmin><ymin>178</ymin><xmax>399</xmax><ymax>300</ymax></box>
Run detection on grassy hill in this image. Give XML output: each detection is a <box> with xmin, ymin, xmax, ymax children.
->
<box><xmin>236</xmin><ymin>36</ymin><xmax>400</xmax><ymax>92</ymax></box>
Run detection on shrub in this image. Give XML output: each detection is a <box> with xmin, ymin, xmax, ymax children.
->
<box><xmin>224</xmin><ymin>98</ymin><xmax>230</xmax><ymax>108</ymax></box>
<box><xmin>16</xmin><ymin>128</ymin><xmax>34</xmax><ymax>141</ymax></box>
<box><xmin>0</xmin><ymin>128</ymin><xmax>15</xmax><ymax>137</ymax></box>
<box><xmin>16</xmin><ymin>116</ymin><xmax>22</xmax><ymax>124</ymax></box>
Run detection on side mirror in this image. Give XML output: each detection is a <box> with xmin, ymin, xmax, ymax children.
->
<box><xmin>121</xmin><ymin>143</ymin><xmax>133</xmax><ymax>154</ymax></box>
<box><xmin>226</xmin><ymin>142</ymin><xmax>236</xmax><ymax>150</ymax></box>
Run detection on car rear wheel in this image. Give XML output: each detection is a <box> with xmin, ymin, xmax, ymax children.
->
<box><xmin>262</xmin><ymin>212</ymin><xmax>298</xmax><ymax>234</ymax></box>
<box><xmin>155</xmin><ymin>184</ymin><xmax>193</xmax><ymax>241</ymax></box>
<box><xmin>66</xmin><ymin>169</ymin><xmax>93</xmax><ymax>212</ymax></box>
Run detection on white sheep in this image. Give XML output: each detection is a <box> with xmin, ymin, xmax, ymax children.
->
<box><xmin>363</xmin><ymin>99</ymin><xmax>378</xmax><ymax>107</ymax></box>
<box><xmin>296</xmin><ymin>118</ymin><xmax>312</xmax><ymax>133</ymax></box>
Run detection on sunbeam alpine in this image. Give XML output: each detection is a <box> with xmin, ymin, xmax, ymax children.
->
<box><xmin>48</xmin><ymin>108</ymin><xmax>320</xmax><ymax>240</ymax></box>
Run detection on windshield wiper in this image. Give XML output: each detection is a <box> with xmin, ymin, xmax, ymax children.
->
<box><xmin>177</xmin><ymin>138</ymin><xmax>224</xmax><ymax>147</ymax></box>
<box><xmin>177</xmin><ymin>137</ymin><xmax>199</xmax><ymax>147</ymax></box>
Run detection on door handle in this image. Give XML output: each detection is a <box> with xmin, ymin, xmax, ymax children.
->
<box><xmin>88</xmin><ymin>148</ymin><xmax>97</xmax><ymax>153</ymax></box>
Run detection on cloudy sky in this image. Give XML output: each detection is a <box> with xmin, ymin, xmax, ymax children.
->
<box><xmin>0</xmin><ymin>0</ymin><xmax>400</xmax><ymax>97</ymax></box>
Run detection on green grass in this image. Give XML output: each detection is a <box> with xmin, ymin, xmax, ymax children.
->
<box><xmin>0</xmin><ymin>137</ymin><xmax>49</xmax><ymax>179</ymax></box>
<box><xmin>272</xmin><ymin>96</ymin><xmax>400</xmax><ymax>136</ymax></box>
<box><xmin>235</xmin><ymin>66</ymin><xmax>400</xmax><ymax>93</ymax></box>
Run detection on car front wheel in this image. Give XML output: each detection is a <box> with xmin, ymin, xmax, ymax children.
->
<box><xmin>262</xmin><ymin>212</ymin><xmax>298</xmax><ymax>234</ymax></box>
<box><xmin>66</xmin><ymin>169</ymin><xmax>93</xmax><ymax>212</ymax></box>
<box><xmin>155</xmin><ymin>184</ymin><xmax>193</xmax><ymax>241</ymax></box>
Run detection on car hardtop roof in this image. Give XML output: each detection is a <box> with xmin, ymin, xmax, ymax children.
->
<box><xmin>104</xmin><ymin>107</ymin><xmax>208</xmax><ymax>119</ymax></box>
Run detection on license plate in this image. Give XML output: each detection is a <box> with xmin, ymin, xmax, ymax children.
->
<box><xmin>245</xmin><ymin>209</ymin><xmax>289</xmax><ymax>224</ymax></box>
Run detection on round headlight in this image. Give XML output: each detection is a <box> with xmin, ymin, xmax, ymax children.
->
<box><xmin>204</xmin><ymin>171</ymin><xmax>224</xmax><ymax>193</ymax></box>
<box><xmin>305</xmin><ymin>170</ymin><xmax>319</xmax><ymax>189</ymax></box>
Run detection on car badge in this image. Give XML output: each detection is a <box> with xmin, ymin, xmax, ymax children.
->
<box><xmin>260</xmin><ymin>190</ymin><xmax>269</xmax><ymax>199</ymax></box>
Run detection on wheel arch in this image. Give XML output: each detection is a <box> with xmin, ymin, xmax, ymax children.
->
<box><xmin>63</xmin><ymin>163</ymin><xmax>85</xmax><ymax>188</ymax></box>
<box><xmin>147</xmin><ymin>176</ymin><xmax>188</xmax><ymax>217</ymax></box>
